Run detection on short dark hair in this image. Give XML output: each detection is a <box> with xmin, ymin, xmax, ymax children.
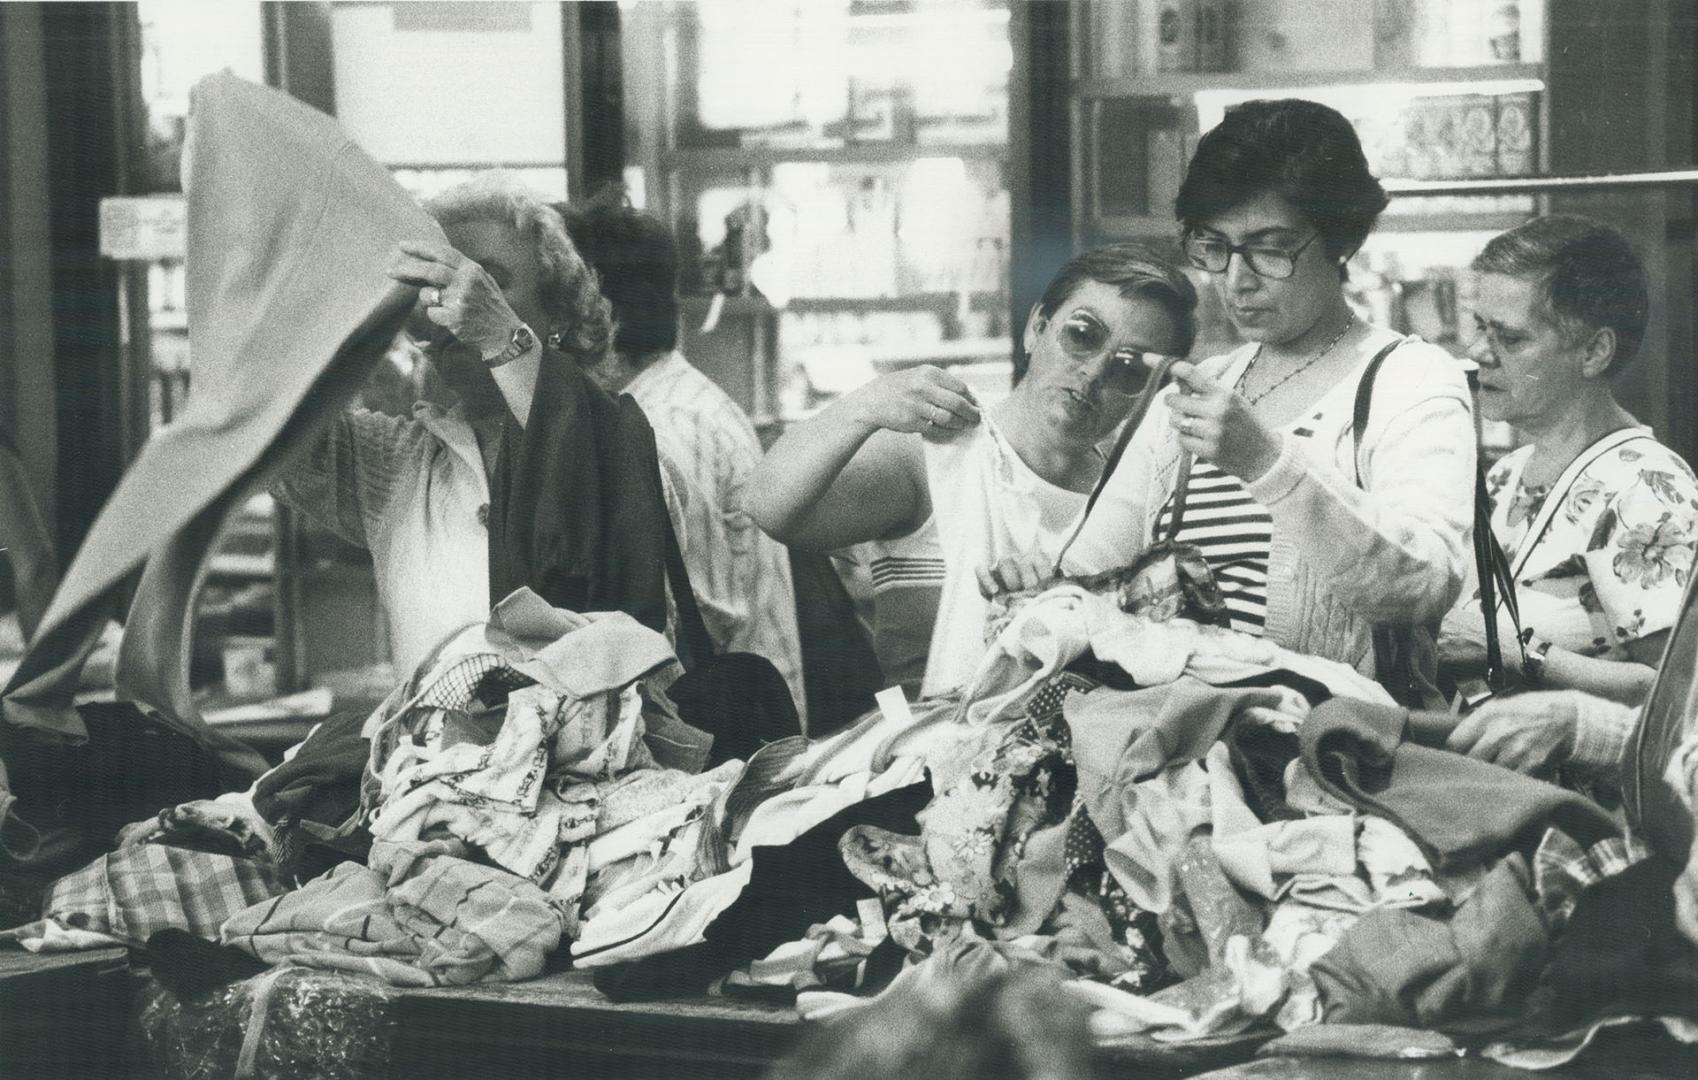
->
<box><xmin>1176</xmin><ymin>98</ymin><xmax>1389</xmax><ymax>266</ymax></box>
<box><xmin>1036</xmin><ymin>241</ymin><xmax>1199</xmax><ymax>355</ymax></box>
<box><xmin>557</xmin><ymin>200</ymin><xmax>681</xmax><ymax>359</ymax></box>
<box><xmin>1472</xmin><ymin>214</ymin><xmax>1651</xmax><ymax>374</ymax></box>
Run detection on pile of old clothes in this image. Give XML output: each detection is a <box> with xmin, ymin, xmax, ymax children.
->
<box><xmin>572</xmin><ymin>581</ymin><xmax>1698</xmax><ymax>1071</ymax></box>
<box><xmin>6</xmin><ymin>574</ymin><xmax>1696</xmax><ymax>1075</ymax></box>
<box><xmin>1</xmin><ymin>588</ymin><xmax>727</xmax><ymax>988</ymax></box>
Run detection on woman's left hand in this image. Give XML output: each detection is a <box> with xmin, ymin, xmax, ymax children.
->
<box><xmin>976</xmin><ymin>554</ymin><xmax>1059</xmax><ymax>599</ymax></box>
<box><xmin>387</xmin><ymin>240</ymin><xmax>523</xmax><ymax>359</ymax></box>
<box><xmin>1165</xmin><ymin>362</ymin><xmax>1283</xmax><ymax>482</ymax></box>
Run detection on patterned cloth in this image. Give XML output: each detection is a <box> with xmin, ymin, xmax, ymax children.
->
<box><xmin>1531</xmin><ymin>826</ymin><xmax>1653</xmax><ymax>927</ymax></box>
<box><xmin>1483</xmin><ymin>433</ymin><xmax>1698</xmax><ymax>657</ymax></box>
<box><xmin>842</xmin><ymin>523</ymin><xmax>947</xmax><ymax>699</ymax></box>
<box><xmin>0</xmin><ymin>843</ymin><xmax>285</xmax><ymax>949</ymax></box>
<box><xmin>623</xmin><ymin>352</ymin><xmax>805</xmax><ymax>719</ymax></box>
<box><xmin>221</xmin><ymin>838</ymin><xmax>564</xmax><ymax>987</ymax></box>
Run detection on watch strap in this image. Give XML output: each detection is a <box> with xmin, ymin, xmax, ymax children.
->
<box><xmin>485</xmin><ymin>324</ymin><xmax>536</xmax><ymax>368</ymax></box>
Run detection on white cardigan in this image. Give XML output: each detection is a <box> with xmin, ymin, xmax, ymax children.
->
<box><xmin>1061</xmin><ymin>329</ymin><xmax>1477</xmax><ymax>674</ymax></box>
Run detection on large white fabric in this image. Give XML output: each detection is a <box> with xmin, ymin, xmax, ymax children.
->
<box><xmin>920</xmin><ymin>419</ymin><xmax>1087</xmax><ymax>697</ymax></box>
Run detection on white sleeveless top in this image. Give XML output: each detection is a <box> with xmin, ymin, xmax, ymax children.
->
<box><xmin>919</xmin><ymin>418</ymin><xmax>1087</xmax><ymax>697</ymax></box>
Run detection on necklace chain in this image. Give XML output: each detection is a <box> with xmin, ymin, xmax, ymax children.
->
<box><xmin>1238</xmin><ymin>315</ymin><xmax>1357</xmax><ymax>407</ymax></box>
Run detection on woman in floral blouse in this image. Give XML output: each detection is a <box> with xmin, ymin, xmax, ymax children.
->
<box><xmin>1442</xmin><ymin>215</ymin><xmax>1698</xmax><ymax>716</ymax></box>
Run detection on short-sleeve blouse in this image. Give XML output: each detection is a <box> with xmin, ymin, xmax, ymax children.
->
<box><xmin>1485</xmin><ymin>431</ymin><xmax>1698</xmax><ymax>657</ymax></box>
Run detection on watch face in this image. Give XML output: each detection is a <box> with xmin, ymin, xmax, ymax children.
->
<box><xmin>513</xmin><ymin>325</ymin><xmax>535</xmax><ymax>350</ymax></box>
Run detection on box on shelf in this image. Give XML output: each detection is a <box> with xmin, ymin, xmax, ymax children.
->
<box><xmin>1143</xmin><ymin>0</ymin><xmax>1195</xmax><ymax>74</ymax></box>
<box><xmin>1495</xmin><ymin>91</ymin><xmax>1538</xmax><ymax>175</ymax></box>
<box><xmin>1234</xmin><ymin>0</ymin><xmax>1375</xmax><ymax>73</ymax></box>
<box><xmin>1456</xmin><ymin>94</ymin><xmax>1499</xmax><ymax>177</ymax></box>
<box><xmin>1194</xmin><ymin>0</ymin><xmax>1231</xmax><ymax>72</ymax></box>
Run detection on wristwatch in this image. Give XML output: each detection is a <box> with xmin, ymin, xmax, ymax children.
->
<box><xmin>484</xmin><ymin>323</ymin><xmax>537</xmax><ymax>368</ymax></box>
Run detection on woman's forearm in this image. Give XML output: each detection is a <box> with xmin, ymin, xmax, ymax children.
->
<box><xmin>1536</xmin><ymin>647</ymin><xmax>1658</xmax><ymax>706</ymax></box>
<box><xmin>748</xmin><ymin>400</ymin><xmax>890</xmax><ymax>549</ymax></box>
<box><xmin>1252</xmin><ymin>396</ymin><xmax>1476</xmax><ymax>624</ymax></box>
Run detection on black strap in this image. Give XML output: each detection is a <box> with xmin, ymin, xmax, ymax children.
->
<box><xmin>659</xmin><ymin>497</ymin><xmax>716</xmax><ymax>671</ymax></box>
<box><xmin>1053</xmin><ymin>355</ymin><xmax>1186</xmax><ymax>569</ymax></box>
<box><xmin>1163</xmin><ymin>450</ymin><xmax>1196</xmax><ymax>542</ymax></box>
<box><xmin>1350</xmin><ymin>340</ymin><xmax>1403</xmax><ymax>488</ymax></box>
<box><xmin>1352</xmin><ymin>341</ymin><xmax>1526</xmax><ymax>685</ymax></box>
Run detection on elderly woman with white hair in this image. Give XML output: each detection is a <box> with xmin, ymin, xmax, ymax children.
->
<box><xmin>274</xmin><ymin>172</ymin><xmax>675</xmax><ymax>677</ymax></box>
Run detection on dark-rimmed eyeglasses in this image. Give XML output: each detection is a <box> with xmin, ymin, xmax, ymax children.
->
<box><xmin>1182</xmin><ymin>230</ymin><xmax>1320</xmax><ymax>280</ymax></box>
<box><xmin>1054</xmin><ymin>312</ymin><xmax>1178</xmax><ymax>397</ymax></box>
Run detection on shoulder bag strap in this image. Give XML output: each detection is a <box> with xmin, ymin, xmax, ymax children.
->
<box><xmin>1507</xmin><ymin>427</ymin><xmax>1655</xmax><ymax>581</ymax></box>
<box><xmin>1164</xmin><ymin>449</ymin><xmax>1196</xmax><ymax>542</ymax></box>
<box><xmin>1051</xmin><ymin>354</ymin><xmax>1186</xmax><ymax>570</ymax></box>
<box><xmin>659</xmin><ymin>493</ymin><xmax>716</xmax><ymax>671</ymax></box>
<box><xmin>1352</xmin><ymin>341</ymin><xmax>1525</xmax><ymax>682</ymax></box>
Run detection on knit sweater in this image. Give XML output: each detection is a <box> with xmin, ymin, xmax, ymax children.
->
<box><xmin>1062</xmin><ymin>329</ymin><xmax>1476</xmax><ymax>675</ymax></box>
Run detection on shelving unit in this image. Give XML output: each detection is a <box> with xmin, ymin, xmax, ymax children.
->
<box><xmin>622</xmin><ymin>0</ymin><xmax>1018</xmax><ymax>430</ymax></box>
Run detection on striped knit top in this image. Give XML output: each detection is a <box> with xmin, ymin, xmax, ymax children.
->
<box><xmin>1153</xmin><ymin>459</ymin><xmax>1274</xmax><ymax>635</ymax></box>
<box><xmin>850</xmin><ymin>519</ymin><xmax>947</xmax><ymax>697</ymax></box>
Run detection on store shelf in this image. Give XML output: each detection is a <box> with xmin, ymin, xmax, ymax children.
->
<box><xmin>680</xmin><ymin>294</ymin><xmax>774</xmax><ymax>318</ymax></box>
<box><xmin>802</xmin><ymin>336</ymin><xmax>1011</xmax><ymax>369</ymax></box>
<box><xmin>683</xmin><ymin>291</ymin><xmax>1003</xmax><ymax>316</ymax></box>
<box><xmin>1375</xmin><ymin>209</ymin><xmax>1534</xmax><ymax>233</ymax></box>
<box><xmin>662</xmin><ymin>139</ymin><xmax>1005</xmax><ymax>169</ymax></box>
<box><xmin>1074</xmin><ymin>64</ymin><xmax>1546</xmax><ymax>100</ymax></box>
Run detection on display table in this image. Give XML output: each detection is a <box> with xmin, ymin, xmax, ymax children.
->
<box><xmin>389</xmin><ymin>972</ymin><xmax>1270</xmax><ymax>1080</ymax></box>
<box><xmin>0</xmin><ymin>947</ymin><xmax>133</xmax><ymax>1079</ymax></box>
<box><xmin>391</xmin><ymin>971</ymin><xmax>801</xmax><ymax>1080</ymax></box>
<box><xmin>1192</xmin><ymin>1024</ymin><xmax>1698</xmax><ymax>1080</ymax></box>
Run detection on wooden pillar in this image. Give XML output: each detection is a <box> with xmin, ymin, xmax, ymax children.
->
<box><xmin>0</xmin><ymin>4</ymin><xmax>61</xmax><ymax>547</ymax></box>
<box><xmin>1547</xmin><ymin>0</ymin><xmax>1696</xmax><ymax>466</ymax></box>
<box><xmin>575</xmin><ymin>0</ymin><xmax>627</xmax><ymax>200</ymax></box>
<box><xmin>36</xmin><ymin>2</ymin><xmax>148</xmax><ymax>562</ymax></box>
<box><xmin>1008</xmin><ymin>0</ymin><xmax>1073</xmax><ymax>383</ymax></box>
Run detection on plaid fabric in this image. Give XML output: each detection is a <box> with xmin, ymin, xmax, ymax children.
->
<box><xmin>1532</xmin><ymin>827</ymin><xmax>1653</xmax><ymax>926</ymax></box>
<box><xmin>0</xmin><ymin>843</ymin><xmax>285</xmax><ymax>948</ymax></box>
<box><xmin>222</xmin><ymin>838</ymin><xmax>563</xmax><ymax>987</ymax></box>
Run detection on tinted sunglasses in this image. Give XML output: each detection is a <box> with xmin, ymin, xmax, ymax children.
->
<box><xmin>1054</xmin><ymin>311</ymin><xmax>1180</xmax><ymax>397</ymax></box>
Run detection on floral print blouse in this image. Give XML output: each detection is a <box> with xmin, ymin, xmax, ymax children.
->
<box><xmin>1486</xmin><ymin>432</ymin><xmax>1698</xmax><ymax>658</ymax></box>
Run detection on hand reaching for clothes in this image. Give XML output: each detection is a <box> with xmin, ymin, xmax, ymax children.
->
<box><xmin>117</xmin><ymin>797</ymin><xmax>275</xmax><ymax>862</ymax></box>
<box><xmin>1444</xmin><ymin>691</ymin><xmax>1577</xmax><ymax>775</ymax></box>
<box><xmin>976</xmin><ymin>554</ymin><xmax>1061</xmax><ymax>599</ymax></box>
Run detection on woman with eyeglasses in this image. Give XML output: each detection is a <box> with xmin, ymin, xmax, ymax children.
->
<box><xmin>749</xmin><ymin>244</ymin><xmax>1197</xmax><ymax>697</ymax></box>
<box><xmin>1057</xmin><ymin>99</ymin><xmax>1477</xmax><ymax>675</ymax></box>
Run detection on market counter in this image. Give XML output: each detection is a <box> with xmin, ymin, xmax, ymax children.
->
<box><xmin>390</xmin><ymin>972</ymin><xmax>1271</xmax><ymax>1080</ymax></box>
<box><xmin>392</xmin><ymin>971</ymin><xmax>799</xmax><ymax>1080</ymax></box>
<box><xmin>1193</xmin><ymin>1026</ymin><xmax>1698</xmax><ymax>1080</ymax></box>
<box><xmin>0</xmin><ymin>947</ymin><xmax>132</xmax><ymax>1079</ymax></box>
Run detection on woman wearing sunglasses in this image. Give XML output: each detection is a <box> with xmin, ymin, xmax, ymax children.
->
<box><xmin>749</xmin><ymin>244</ymin><xmax>1197</xmax><ymax>697</ymax></box>
<box><xmin>1058</xmin><ymin>99</ymin><xmax>1477</xmax><ymax>675</ymax></box>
